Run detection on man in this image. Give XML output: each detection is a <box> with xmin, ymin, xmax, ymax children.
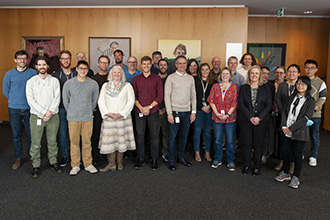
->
<box><xmin>132</xmin><ymin>56</ymin><xmax>163</xmax><ymax>170</ymax></box>
<box><xmin>304</xmin><ymin>59</ymin><xmax>327</xmax><ymax>166</ymax></box>
<box><xmin>52</xmin><ymin>50</ymin><xmax>77</xmax><ymax>167</ymax></box>
<box><xmin>124</xmin><ymin>56</ymin><xmax>142</xmax><ymax>84</ymax></box>
<box><xmin>63</xmin><ymin>60</ymin><xmax>99</xmax><ymax>176</ymax></box>
<box><xmin>237</xmin><ymin>53</ymin><xmax>257</xmax><ymax>80</ymax></box>
<box><xmin>150</xmin><ymin>51</ymin><xmax>162</xmax><ymax>74</ymax></box>
<box><xmin>26</xmin><ymin>56</ymin><xmax>61</xmax><ymax>177</ymax></box>
<box><xmin>164</xmin><ymin>55</ymin><xmax>197</xmax><ymax>171</ymax></box>
<box><xmin>227</xmin><ymin>56</ymin><xmax>245</xmax><ymax>89</ymax></box>
<box><xmin>158</xmin><ymin>59</ymin><xmax>169</xmax><ymax>161</ymax></box>
<box><xmin>108</xmin><ymin>49</ymin><xmax>128</xmax><ymax>72</ymax></box>
<box><xmin>2</xmin><ymin>50</ymin><xmax>37</xmax><ymax>169</ymax></box>
<box><xmin>90</xmin><ymin>55</ymin><xmax>110</xmax><ymax>165</ymax></box>
<box><xmin>211</xmin><ymin>56</ymin><xmax>221</xmax><ymax>81</ymax></box>
<box><xmin>72</xmin><ymin>52</ymin><xmax>94</xmax><ymax>77</ymax></box>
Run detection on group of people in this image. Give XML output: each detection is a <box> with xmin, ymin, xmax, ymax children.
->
<box><xmin>3</xmin><ymin>49</ymin><xmax>326</xmax><ymax>189</ymax></box>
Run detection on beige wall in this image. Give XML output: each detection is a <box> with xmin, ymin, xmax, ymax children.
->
<box><xmin>0</xmin><ymin>8</ymin><xmax>248</xmax><ymax>121</ymax></box>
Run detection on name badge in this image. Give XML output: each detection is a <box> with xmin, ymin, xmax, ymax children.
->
<box><xmin>139</xmin><ymin>113</ymin><xmax>143</xmax><ymax>118</ymax></box>
<box><xmin>175</xmin><ymin>117</ymin><xmax>180</xmax><ymax>123</ymax></box>
<box><xmin>220</xmin><ymin>110</ymin><xmax>225</xmax><ymax>115</ymax></box>
<box><xmin>37</xmin><ymin>119</ymin><xmax>42</xmax><ymax>126</ymax></box>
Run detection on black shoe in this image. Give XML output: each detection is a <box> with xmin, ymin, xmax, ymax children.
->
<box><xmin>151</xmin><ymin>159</ymin><xmax>158</xmax><ymax>170</ymax></box>
<box><xmin>178</xmin><ymin>158</ymin><xmax>192</xmax><ymax>167</ymax></box>
<box><xmin>242</xmin><ymin>166</ymin><xmax>249</xmax><ymax>175</ymax></box>
<box><xmin>59</xmin><ymin>157</ymin><xmax>68</xmax><ymax>167</ymax></box>
<box><xmin>32</xmin><ymin>167</ymin><xmax>40</xmax><ymax>178</ymax></box>
<box><xmin>162</xmin><ymin>154</ymin><xmax>169</xmax><ymax>162</ymax></box>
<box><xmin>168</xmin><ymin>162</ymin><xmax>176</xmax><ymax>171</ymax></box>
<box><xmin>252</xmin><ymin>169</ymin><xmax>260</xmax><ymax>176</ymax></box>
<box><xmin>50</xmin><ymin>163</ymin><xmax>62</xmax><ymax>173</ymax></box>
<box><xmin>134</xmin><ymin>159</ymin><xmax>145</xmax><ymax>170</ymax></box>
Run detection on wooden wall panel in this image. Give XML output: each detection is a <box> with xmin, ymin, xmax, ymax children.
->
<box><xmin>0</xmin><ymin>8</ymin><xmax>248</xmax><ymax>121</ymax></box>
<box><xmin>323</xmin><ymin>28</ymin><xmax>330</xmax><ymax>130</ymax></box>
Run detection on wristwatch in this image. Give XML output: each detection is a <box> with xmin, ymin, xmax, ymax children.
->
<box><xmin>149</xmin><ymin>105</ymin><xmax>153</xmax><ymax>109</ymax></box>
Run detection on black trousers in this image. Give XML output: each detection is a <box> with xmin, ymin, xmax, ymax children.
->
<box><xmin>240</xmin><ymin>119</ymin><xmax>268</xmax><ymax>169</ymax></box>
<box><xmin>282</xmin><ymin>136</ymin><xmax>305</xmax><ymax>178</ymax></box>
<box><xmin>91</xmin><ymin>108</ymin><xmax>102</xmax><ymax>162</ymax></box>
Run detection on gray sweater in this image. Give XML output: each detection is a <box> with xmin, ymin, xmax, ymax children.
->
<box><xmin>62</xmin><ymin>77</ymin><xmax>99</xmax><ymax>121</ymax></box>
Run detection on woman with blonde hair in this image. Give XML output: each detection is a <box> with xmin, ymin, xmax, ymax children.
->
<box><xmin>98</xmin><ymin>66</ymin><xmax>136</xmax><ymax>171</ymax></box>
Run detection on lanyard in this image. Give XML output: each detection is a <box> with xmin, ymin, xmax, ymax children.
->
<box><xmin>288</xmin><ymin>83</ymin><xmax>295</xmax><ymax>97</ymax></box>
<box><xmin>201</xmin><ymin>80</ymin><xmax>208</xmax><ymax>102</ymax></box>
<box><xmin>220</xmin><ymin>82</ymin><xmax>231</xmax><ymax>100</ymax></box>
<box><xmin>59</xmin><ymin>69</ymin><xmax>73</xmax><ymax>81</ymax></box>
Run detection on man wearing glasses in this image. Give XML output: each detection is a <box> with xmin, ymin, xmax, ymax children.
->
<box><xmin>2</xmin><ymin>50</ymin><xmax>37</xmax><ymax>170</ymax></box>
<box><xmin>210</xmin><ymin>56</ymin><xmax>221</xmax><ymax>81</ymax></box>
<box><xmin>53</xmin><ymin>50</ymin><xmax>76</xmax><ymax>167</ymax></box>
<box><xmin>124</xmin><ymin>56</ymin><xmax>142</xmax><ymax>84</ymax></box>
<box><xmin>303</xmin><ymin>60</ymin><xmax>327</xmax><ymax>167</ymax></box>
<box><xmin>63</xmin><ymin>60</ymin><xmax>99</xmax><ymax>176</ymax></box>
<box><xmin>164</xmin><ymin>56</ymin><xmax>197</xmax><ymax>171</ymax></box>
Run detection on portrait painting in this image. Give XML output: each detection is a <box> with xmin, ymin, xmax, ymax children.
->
<box><xmin>21</xmin><ymin>36</ymin><xmax>64</xmax><ymax>74</ymax></box>
<box><xmin>89</xmin><ymin>37</ymin><xmax>131</xmax><ymax>73</ymax></box>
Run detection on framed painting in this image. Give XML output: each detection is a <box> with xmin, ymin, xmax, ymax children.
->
<box><xmin>247</xmin><ymin>43</ymin><xmax>286</xmax><ymax>79</ymax></box>
<box><xmin>158</xmin><ymin>39</ymin><xmax>202</xmax><ymax>64</ymax></box>
<box><xmin>89</xmin><ymin>37</ymin><xmax>131</xmax><ymax>73</ymax></box>
<box><xmin>21</xmin><ymin>36</ymin><xmax>64</xmax><ymax>74</ymax></box>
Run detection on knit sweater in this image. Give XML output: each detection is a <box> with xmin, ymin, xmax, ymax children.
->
<box><xmin>310</xmin><ymin>76</ymin><xmax>327</xmax><ymax>118</ymax></box>
<box><xmin>62</xmin><ymin>77</ymin><xmax>99</xmax><ymax>121</ymax></box>
<box><xmin>164</xmin><ymin>71</ymin><xmax>196</xmax><ymax>114</ymax></box>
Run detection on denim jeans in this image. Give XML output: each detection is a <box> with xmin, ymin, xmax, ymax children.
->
<box><xmin>193</xmin><ymin>111</ymin><xmax>212</xmax><ymax>152</ymax></box>
<box><xmin>309</xmin><ymin>117</ymin><xmax>322</xmax><ymax>158</ymax></box>
<box><xmin>213</xmin><ymin>121</ymin><xmax>236</xmax><ymax>164</ymax></box>
<box><xmin>8</xmin><ymin>108</ymin><xmax>31</xmax><ymax>159</ymax></box>
<box><xmin>167</xmin><ymin>111</ymin><xmax>191</xmax><ymax>162</ymax></box>
<box><xmin>58</xmin><ymin>107</ymin><xmax>69</xmax><ymax>158</ymax></box>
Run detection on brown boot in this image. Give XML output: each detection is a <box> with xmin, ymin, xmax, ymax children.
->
<box><xmin>195</xmin><ymin>151</ymin><xmax>202</xmax><ymax>162</ymax></box>
<box><xmin>205</xmin><ymin>152</ymin><xmax>212</xmax><ymax>162</ymax></box>
<box><xmin>100</xmin><ymin>153</ymin><xmax>116</xmax><ymax>172</ymax></box>
<box><xmin>12</xmin><ymin>158</ymin><xmax>22</xmax><ymax>170</ymax></box>
<box><xmin>274</xmin><ymin>160</ymin><xmax>283</xmax><ymax>171</ymax></box>
<box><xmin>289</xmin><ymin>162</ymin><xmax>295</xmax><ymax>174</ymax></box>
<box><xmin>117</xmin><ymin>152</ymin><xmax>124</xmax><ymax>171</ymax></box>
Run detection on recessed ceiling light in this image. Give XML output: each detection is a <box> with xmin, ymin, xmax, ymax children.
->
<box><xmin>304</xmin><ymin>11</ymin><xmax>313</xmax><ymax>14</ymax></box>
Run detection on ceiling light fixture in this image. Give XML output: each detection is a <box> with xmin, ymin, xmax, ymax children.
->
<box><xmin>304</xmin><ymin>11</ymin><xmax>313</xmax><ymax>14</ymax></box>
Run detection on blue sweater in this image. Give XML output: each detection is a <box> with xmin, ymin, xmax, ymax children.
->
<box><xmin>2</xmin><ymin>68</ymin><xmax>37</xmax><ymax>109</ymax></box>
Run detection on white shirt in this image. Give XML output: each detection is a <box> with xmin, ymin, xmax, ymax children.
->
<box><xmin>237</xmin><ymin>68</ymin><xmax>248</xmax><ymax>81</ymax></box>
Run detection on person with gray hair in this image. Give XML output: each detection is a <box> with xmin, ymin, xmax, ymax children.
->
<box><xmin>98</xmin><ymin>66</ymin><xmax>136</xmax><ymax>172</ymax></box>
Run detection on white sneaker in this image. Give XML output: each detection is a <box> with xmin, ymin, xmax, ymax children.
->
<box><xmin>85</xmin><ymin>165</ymin><xmax>98</xmax><ymax>174</ymax></box>
<box><xmin>309</xmin><ymin>157</ymin><xmax>317</xmax><ymax>166</ymax></box>
<box><xmin>70</xmin><ymin>167</ymin><xmax>80</xmax><ymax>176</ymax></box>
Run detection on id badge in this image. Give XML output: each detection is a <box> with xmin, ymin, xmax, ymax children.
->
<box><xmin>220</xmin><ymin>110</ymin><xmax>225</xmax><ymax>115</ymax></box>
<box><xmin>37</xmin><ymin>119</ymin><xmax>42</xmax><ymax>126</ymax></box>
<box><xmin>175</xmin><ymin>117</ymin><xmax>180</xmax><ymax>123</ymax></box>
<box><xmin>139</xmin><ymin>113</ymin><xmax>143</xmax><ymax>118</ymax></box>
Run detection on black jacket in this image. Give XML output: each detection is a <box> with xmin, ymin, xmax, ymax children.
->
<box><xmin>238</xmin><ymin>84</ymin><xmax>272</xmax><ymax>122</ymax></box>
<box><xmin>281</xmin><ymin>94</ymin><xmax>315</xmax><ymax>142</ymax></box>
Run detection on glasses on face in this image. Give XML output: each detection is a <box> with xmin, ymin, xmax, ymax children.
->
<box><xmin>275</xmin><ymin>71</ymin><xmax>285</xmax><ymax>74</ymax></box>
<box><xmin>60</xmin><ymin>58</ymin><xmax>71</xmax><ymax>61</ymax></box>
<box><xmin>127</xmin><ymin>61</ymin><xmax>137</xmax><ymax>64</ymax></box>
<box><xmin>17</xmin><ymin>57</ymin><xmax>28</xmax><ymax>61</ymax></box>
<box><xmin>177</xmin><ymin>62</ymin><xmax>187</xmax><ymax>65</ymax></box>
<box><xmin>98</xmin><ymin>61</ymin><xmax>109</xmax><ymax>65</ymax></box>
<box><xmin>78</xmin><ymin>67</ymin><xmax>88</xmax><ymax>71</ymax></box>
<box><xmin>297</xmin><ymin>81</ymin><xmax>307</xmax><ymax>86</ymax></box>
<box><xmin>304</xmin><ymin>66</ymin><xmax>316</xmax><ymax>70</ymax></box>
<box><xmin>287</xmin><ymin>70</ymin><xmax>298</xmax><ymax>74</ymax></box>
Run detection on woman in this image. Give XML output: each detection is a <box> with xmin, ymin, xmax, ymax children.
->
<box><xmin>187</xmin><ymin>59</ymin><xmax>199</xmax><ymax>78</ymax></box>
<box><xmin>274</xmin><ymin>66</ymin><xmax>286</xmax><ymax>93</ymax></box>
<box><xmin>238</xmin><ymin>65</ymin><xmax>272</xmax><ymax>175</ymax></box>
<box><xmin>274</xmin><ymin>76</ymin><xmax>315</xmax><ymax>189</ymax></box>
<box><xmin>98</xmin><ymin>66</ymin><xmax>136</xmax><ymax>171</ymax></box>
<box><xmin>193</xmin><ymin>63</ymin><xmax>214</xmax><ymax>162</ymax></box>
<box><xmin>274</xmin><ymin>64</ymin><xmax>300</xmax><ymax>172</ymax></box>
<box><xmin>208</xmin><ymin>67</ymin><xmax>238</xmax><ymax>171</ymax></box>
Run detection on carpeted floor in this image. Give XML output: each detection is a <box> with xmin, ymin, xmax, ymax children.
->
<box><xmin>0</xmin><ymin>123</ymin><xmax>329</xmax><ymax>220</ymax></box>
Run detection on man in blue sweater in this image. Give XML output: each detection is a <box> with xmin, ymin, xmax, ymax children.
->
<box><xmin>2</xmin><ymin>50</ymin><xmax>37</xmax><ymax>169</ymax></box>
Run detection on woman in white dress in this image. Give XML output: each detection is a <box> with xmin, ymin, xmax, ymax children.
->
<box><xmin>98</xmin><ymin>66</ymin><xmax>135</xmax><ymax>171</ymax></box>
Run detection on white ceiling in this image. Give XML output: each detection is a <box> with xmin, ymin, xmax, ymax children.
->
<box><xmin>1</xmin><ymin>0</ymin><xmax>330</xmax><ymax>16</ymax></box>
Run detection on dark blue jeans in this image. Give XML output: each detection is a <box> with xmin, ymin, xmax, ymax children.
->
<box><xmin>213</xmin><ymin>121</ymin><xmax>236</xmax><ymax>164</ymax></box>
<box><xmin>8</xmin><ymin>108</ymin><xmax>31</xmax><ymax>159</ymax></box>
<box><xmin>58</xmin><ymin>107</ymin><xmax>69</xmax><ymax>158</ymax></box>
<box><xmin>167</xmin><ymin>111</ymin><xmax>191</xmax><ymax>163</ymax></box>
<box><xmin>193</xmin><ymin>111</ymin><xmax>212</xmax><ymax>152</ymax></box>
<box><xmin>303</xmin><ymin>117</ymin><xmax>322</xmax><ymax>158</ymax></box>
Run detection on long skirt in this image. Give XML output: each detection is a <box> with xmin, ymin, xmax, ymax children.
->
<box><xmin>99</xmin><ymin>115</ymin><xmax>136</xmax><ymax>154</ymax></box>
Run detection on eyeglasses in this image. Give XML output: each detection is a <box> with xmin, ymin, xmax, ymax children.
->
<box><xmin>60</xmin><ymin>58</ymin><xmax>71</xmax><ymax>61</ymax></box>
<box><xmin>287</xmin><ymin>71</ymin><xmax>298</xmax><ymax>74</ymax></box>
<box><xmin>127</xmin><ymin>61</ymin><xmax>137</xmax><ymax>64</ymax></box>
<box><xmin>177</xmin><ymin>62</ymin><xmax>187</xmax><ymax>65</ymax></box>
<box><xmin>16</xmin><ymin>58</ymin><xmax>27</xmax><ymax>60</ymax></box>
<box><xmin>275</xmin><ymin>71</ymin><xmax>285</xmax><ymax>74</ymax></box>
<box><xmin>98</xmin><ymin>61</ymin><xmax>109</xmax><ymax>65</ymax></box>
<box><xmin>304</xmin><ymin>66</ymin><xmax>316</xmax><ymax>70</ymax></box>
<box><xmin>78</xmin><ymin>67</ymin><xmax>88</xmax><ymax>71</ymax></box>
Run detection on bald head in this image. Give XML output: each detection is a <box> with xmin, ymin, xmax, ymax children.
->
<box><xmin>211</xmin><ymin>56</ymin><xmax>221</xmax><ymax>72</ymax></box>
<box><xmin>76</xmin><ymin>52</ymin><xmax>87</xmax><ymax>62</ymax></box>
<box><xmin>127</xmin><ymin>56</ymin><xmax>138</xmax><ymax>72</ymax></box>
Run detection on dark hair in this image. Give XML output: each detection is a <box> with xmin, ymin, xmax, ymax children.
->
<box><xmin>261</xmin><ymin>66</ymin><xmax>270</xmax><ymax>72</ymax></box>
<box><xmin>275</xmin><ymin>66</ymin><xmax>286</xmax><ymax>73</ymax></box>
<box><xmin>239</xmin><ymin>53</ymin><xmax>257</xmax><ymax>66</ymax></box>
<box><xmin>59</xmin><ymin>50</ymin><xmax>72</xmax><ymax>59</ymax></box>
<box><xmin>98</xmin><ymin>55</ymin><xmax>110</xmax><ymax>63</ymax></box>
<box><xmin>35</xmin><ymin>56</ymin><xmax>50</xmax><ymax>66</ymax></box>
<box><xmin>114</xmin><ymin>49</ymin><xmax>124</xmax><ymax>56</ymax></box>
<box><xmin>158</xmin><ymin>58</ymin><xmax>168</xmax><ymax>65</ymax></box>
<box><xmin>152</xmin><ymin>51</ymin><xmax>162</xmax><ymax>58</ymax></box>
<box><xmin>175</xmin><ymin>55</ymin><xmax>187</xmax><ymax>63</ymax></box>
<box><xmin>15</xmin><ymin>50</ymin><xmax>28</xmax><ymax>59</ymax></box>
<box><xmin>187</xmin><ymin>59</ymin><xmax>199</xmax><ymax>75</ymax></box>
<box><xmin>287</xmin><ymin>64</ymin><xmax>301</xmax><ymax>73</ymax></box>
<box><xmin>141</xmin><ymin>56</ymin><xmax>152</xmax><ymax>63</ymax></box>
<box><xmin>296</xmin><ymin>76</ymin><xmax>312</xmax><ymax>96</ymax></box>
<box><xmin>77</xmin><ymin>60</ymin><xmax>89</xmax><ymax>69</ymax></box>
<box><xmin>37</xmin><ymin>47</ymin><xmax>44</xmax><ymax>51</ymax></box>
<box><xmin>304</xmin><ymin>59</ymin><xmax>318</xmax><ymax>68</ymax></box>
<box><xmin>198</xmin><ymin>63</ymin><xmax>214</xmax><ymax>83</ymax></box>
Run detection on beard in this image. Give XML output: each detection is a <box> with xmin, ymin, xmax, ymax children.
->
<box><xmin>38</xmin><ymin>68</ymin><xmax>47</xmax><ymax>74</ymax></box>
<box><xmin>115</xmin><ymin>60</ymin><xmax>122</xmax><ymax>64</ymax></box>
